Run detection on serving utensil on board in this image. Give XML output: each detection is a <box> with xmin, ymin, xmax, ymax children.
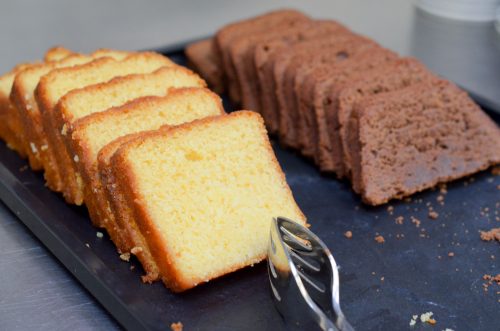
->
<box><xmin>268</xmin><ymin>217</ymin><xmax>354</xmax><ymax>331</ymax></box>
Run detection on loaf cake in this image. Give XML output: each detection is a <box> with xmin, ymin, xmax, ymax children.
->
<box><xmin>215</xmin><ymin>9</ymin><xmax>309</xmax><ymax>104</ymax></box>
<box><xmin>11</xmin><ymin>50</ymin><xmax>130</xmax><ymax>171</ymax></box>
<box><xmin>59</xmin><ymin>66</ymin><xmax>205</xmax><ymax>206</ymax></box>
<box><xmin>336</xmin><ymin>58</ymin><xmax>438</xmax><ymax>182</ymax></box>
<box><xmin>254</xmin><ymin>20</ymin><xmax>350</xmax><ymax>133</ymax></box>
<box><xmin>44</xmin><ymin>46</ymin><xmax>74</xmax><ymax>62</ymax></box>
<box><xmin>0</xmin><ymin>63</ymin><xmax>33</xmax><ymax>156</ymax></box>
<box><xmin>70</xmin><ymin>87</ymin><xmax>223</xmax><ymax>264</ymax></box>
<box><xmin>109</xmin><ymin>111</ymin><xmax>305</xmax><ymax>291</ymax></box>
<box><xmin>276</xmin><ymin>36</ymin><xmax>377</xmax><ymax>149</ymax></box>
<box><xmin>228</xmin><ymin>18</ymin><xmax>313</xmax><ymax>111</ymax></box>
<box><xmin>302</xmin><ymin>48</ymin><xmax>398</xmax><ymax>170</ymax></box>
<box><xmin>348</xmin><ymin>80</ymin><xmax>500</xmax><ymax>205</ymax></box>
<box><xmin>35</xmin><ymin>52</ymin><xmax>175</xmax><ymax>200</ymax></box>
<box><xmin>185</xmin><ymin>39</ymin><xmax>224</xmax><ymax>93</ymax></box>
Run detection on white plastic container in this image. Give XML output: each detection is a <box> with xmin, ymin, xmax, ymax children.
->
<box><xmin>417</xmin><ymin>0</ymin><xmax>500</xmax><ymax>22</ymax></box>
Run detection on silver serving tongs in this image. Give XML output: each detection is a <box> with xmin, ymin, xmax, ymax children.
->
<box><xmin>268</xmin><ymin>217</ymin><xmax>354</xmax><ymax>331</ymax></box>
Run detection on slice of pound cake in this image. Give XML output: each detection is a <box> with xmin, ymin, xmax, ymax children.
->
<box><xmin>348</xmin><ymin>80</ymin><xmax>500</xmax><ymax>205</ymax></box>
<box><xmin>11</xmin><ymin>50</ymin><xmax>129</xmax><ymax>171</ymax></box>
<box><xmin>110</xmin><ymin>111</ymin><xmax>305</xmax><ymax>291</ymax></box>
<box><xmin>35</xmin><ymin>52</ymin><xmax>175</xmax><ymax>198</ymax></box>
<box><xmin>58</xmin><ymin>66</ymin><xmax>205</xmax><ymax>205</ymax></box>
<box><xmin>70</xmin><ymin>88</ymin><xmax>224</xmax><ymax>280</ymax></box>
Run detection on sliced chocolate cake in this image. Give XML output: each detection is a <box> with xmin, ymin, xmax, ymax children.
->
<box><xmin>253</xmin><ymin>20</ymin><xmax>350</xmax><ymax>133</ymax></box>
<box><xmin>348</xmin><ymin>80</ymin><xmax>500</xmax><ymax>205</ymax></box>
<box><xmin>215</xmin><ymin>9</ymin><xmax>309</xmax><ymax>104</ymax></box>
<box><xmin>336</xmin><ymin>58</ymin><xmax>438</xmax><ymax>183</ymax></box>
<box><xmin>297</xmin><ymin>48</ymin><xmax>397</xmax><ymax>164</ymax></box>
<box><xmin>275</xmin><ymin>35</ymin><xmax>375</xmax><ymax>149</ymax></box>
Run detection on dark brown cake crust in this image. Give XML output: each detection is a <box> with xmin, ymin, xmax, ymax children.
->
<box><xmin>349</xmin><ymin>80</ymin><xmax>500</xmax><ymax>205</ymax></box>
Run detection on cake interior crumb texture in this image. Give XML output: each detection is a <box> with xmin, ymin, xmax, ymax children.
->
<box><xmin>116</xmin><ymin>111</ymin><xmax>305</xmax><ymax>291</ymax></box>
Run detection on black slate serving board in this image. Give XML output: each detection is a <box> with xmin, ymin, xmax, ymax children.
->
<box><xmin>0</xmin><ymin>45</ymin><xmax>498</xmax><ymax>331</ymax></box>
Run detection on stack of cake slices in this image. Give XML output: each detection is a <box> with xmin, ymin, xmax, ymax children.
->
<box><xmin>186</xmin><ymin>9</ymin><xmax>500</xmax><ymax>205</ymax></box>
<box><xmin>0</xmin><ymin>46</ymin><xmax>305</xmax><ymax>291</ymax></box>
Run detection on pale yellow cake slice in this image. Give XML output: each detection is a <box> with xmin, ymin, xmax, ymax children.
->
<box><xmin>110</xmin><ymin>111</ymin><xmax>306</xmax><ymax>291</ymax></box>
<box><xmin>56</xmin><ymin>65</ymin><xmax>204</xmax><ymax>205</ymax></box>
<box><xmin>34</xmin><ymin>52</ymin><xmax>174</xmax><ymax>196</ymax></box>
<box><xmin>11</xmin><ymin>49</ymin><xmax>130</xmax><ymax>171</ymax></box>
<box><xmin>71</xmin><ymin>87</ymin><xmax>223</xmax><ymax>281</ymax></box>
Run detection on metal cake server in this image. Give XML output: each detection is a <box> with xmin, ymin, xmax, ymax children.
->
<box><xmin>268</xmin><ymin>217</ymin><xmax>354</xmax><ymax>331</ymax></box>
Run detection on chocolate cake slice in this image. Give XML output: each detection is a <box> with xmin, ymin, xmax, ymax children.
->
<box><xmin>348</xmin><ymin>80</ymin><xmax>500</xmax><ymax>205</ymax></box>
<box><xmin>336</xmin><ymin>58</ymin><xmax>438</xmax><ymax>182</ymax></box>
<box><xmin>296</xmin><ymin>47</ymin><xmax>397</xmax><ymax>163</ymax></box>
<box><xmin>253</xmin><ymin>20</ymin><xmax>350</xmax><ymax>133</ymax></box>
<box><xmin>215</xmin><ymin>9</ymin><xmax>309</xmax><ymax>104</ymax></box>
<box><xmin>185</xmin><ymin>38</ymin><xmax>224</xmax><ymax>93</ymax></box>
<box><xmin>228</xmin><ymin>18</ymin><xmax>313</xmax><ymax>111</ymax></box>
<box><xmin>275</xmin><ymin>35</ymin><xmax>375</xmax><ymax>149</ymax></box>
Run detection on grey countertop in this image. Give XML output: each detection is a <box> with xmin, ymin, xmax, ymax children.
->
<box><xmin>0</xmin><ymin>1</ymin><xmax>499</xmax><ymax>330</ymax></box>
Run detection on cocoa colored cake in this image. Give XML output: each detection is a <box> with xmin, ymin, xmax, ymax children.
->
<box><xmin>296</xmin><ymin>47</ymin><xmax>397</xmax><ymax>163</ymax></box>
<box><xmin>276</xmin><ymin>35</ymin><xmax>377</xmax><ymax>149</ymax></box>
<box><xmin>348</xmin><ymin>80</ymin><xmax>500</xmax><ymax>205</ymax></box>
<box><xmin>215</xmin><ymin>9</ymin><xmax>309</xmax><ymax>104</ymax></box>
<box><xmin>254</xmin><ymin>20</ymin><xmax>350</xmax><ymax>133</ymax></box>
<box><xmin>336</xmin><ymin>58</ymin><xmax>438</xmax><ymax>182</ymax></box>
<box><xmin>229</xmin><ymin>18</ymin><xmax>316</xmax><ymax>111</ymax></box>
<box><xmin>185</xmin><ymin>38</ymin><xmax>224</xmax><ymax>93</ymax></box>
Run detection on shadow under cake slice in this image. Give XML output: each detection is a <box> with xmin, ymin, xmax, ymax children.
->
<box><xmin>348</xmin><ymin>80</ymin><xmax>500</xmax><ymax>205</ymax></box>
<box><xmin>215</xmin><ymin>9</ymin><xmax>309</xmax><ymax>105</ymax></box>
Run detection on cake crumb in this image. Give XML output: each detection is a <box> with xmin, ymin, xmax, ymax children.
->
<box><xmin>130</xmin><ymin>265</ymin><xmax>135</xmax><ymax>270</ymax></box>
<box><xmin>131</xmin><ymin>246</ymin><xmax>143</xmax><ymax>255</ymax></box>
<box><xmin>480</xmin><ymin>228</ymin><xmax>500</xmax><ymax>242</ymax></box>
<box><xmin>448</xmin><ymin>252</ymin><xmax>454</xmax><ymax>257</ymax></box>
<box><xmin>85</xmin><ymin>243</ymin><xmax>90</xmax><ymax>248</ymax></box>
<box><xmin>374</xmin><ymin>235</ymin><xmax>385</xmax><ymax>244</ymax></box>
<box><xmin>96</xmin><ymin>231</ymin><xmax>103</xmax><ymax>238</ymax></box>
<box><xmin>428</xmin><ymin>211</ymin><xmax>439</xmax><ymax>220</ymax></box>
<box><xmin>420</xmin><ymin>312</ymin><xmax>434</xmax><ymax>323</ymax></box>
<box><xmin>344</xmin><ymin>231</ymin><xmax>352</xmax><ymax>239</ymax></box>
<box><xmin>437</xmin><ymin>194</ymin><xmax>445</xmax><ymax>203</ymax></box>
<box><xmin>395</xmin><ymin>216</ymin><xmax>404</xmax><ymax>224</ymax></box>
<box><xmin>411</xmin><ymin>217</ymin><xmax>421</xmax><ymax>228</ymax></box>
<box><xmin>170</xmin><ymin>322</ymin><xmax>183</xmax><ymax>331</ymax></box>
<box><xmin>119</xmin><ymin>252</ymin><xmax>131</xmax><ymax>262</ymax></box>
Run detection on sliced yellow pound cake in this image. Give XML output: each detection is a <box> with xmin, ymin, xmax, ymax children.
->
<box><xmin>11</xmin><ymin>50</ymin><xmax>130</xmax><ymax>171</ymax></box>
<box><xmin>0</xmin><ymin>63</ymin><xmax>36</xmax><ymax>156</ymax></box>
<box><xmin>44</xmin><ymin>46</ymin><xmax>74</xmax><ymax>62</ymax></box>
<box><xmin>110</xmin><ymin>111</ymin><xmax>306</xmax><ymax>291</ymax></box>
<box><xmin>71</xmin><ymin>88</ymin><xmax>223</xmax><ymax>281</ymax></box>
<box><xmin>35</xmin><ymin>52</ymin><xmax>175</xmax><ymax>196</ymax></box>
<box><xmin>57</xmin><ymin>66</ymin><xmax>205</xmax><ymax>205</ymax></box>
